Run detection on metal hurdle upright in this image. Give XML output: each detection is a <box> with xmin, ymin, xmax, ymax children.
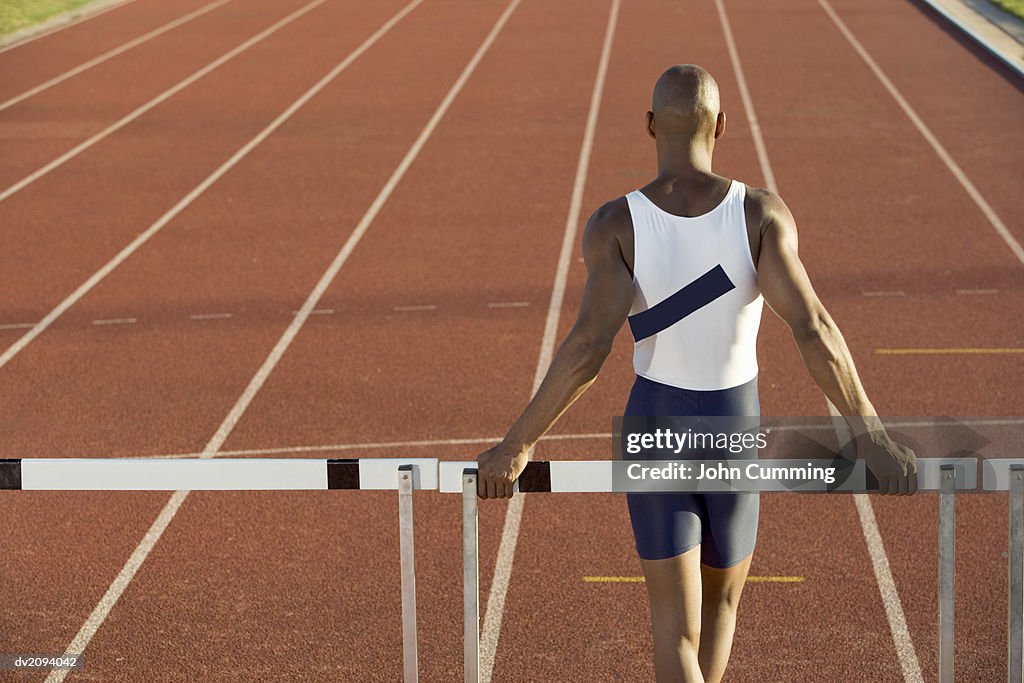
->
<box><xmin>983</xmin><ymin>460</ymin><xmax>1024</xmax><ymax>683</ymax></box>
<box><xmin>0</xmin><ymin>457</ymin><xmax>437</xmax><ymax>683</ymax></box>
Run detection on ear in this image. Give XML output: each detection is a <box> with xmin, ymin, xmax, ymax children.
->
<box><xmin>645</xmin><ymin>111</ymin><xmax>656</xmax><ymax>139</ymax></box>
<box><xmin>714</xmin><ymin>111</ymin><xmax>726</xmax><ymax>140</ymax></box>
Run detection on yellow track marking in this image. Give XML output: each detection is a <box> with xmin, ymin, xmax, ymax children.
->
<box><xmin>876</xmin><ymin>348</ymin><xmax>1024</xmax><ymax>355</ymax></box>
<box><xmin>583</xmin><ymin>575</ymin><xmax>804</xmax><ymax>583</ymax></box>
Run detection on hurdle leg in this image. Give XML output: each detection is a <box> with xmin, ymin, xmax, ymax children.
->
<box><xmin>1010</xmin><ymin>464</ymin><xmax>1024</xmax><ymax>683</ymax></box>
<box><xmin>462</xmin><ymin>469</ymin><xmax>480</xmax><ymax>683</ymax></box>
<box><xmin>398</xmin><ymin>464</ymin><xmax>418</xmax><ymax>683</ymax></box>
<box><xmin>938</xmin><ymin>464</ymin><xmax>956</xmax><ymax>683</ymax></box>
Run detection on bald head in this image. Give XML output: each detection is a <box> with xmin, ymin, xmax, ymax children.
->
<box><xmin>649</xmin><ymin>64</ymin><xmax>721</xmax><ymax>139</ymax></box>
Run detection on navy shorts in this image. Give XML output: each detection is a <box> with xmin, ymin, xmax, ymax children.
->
<box><xmin>624</xmin><ymin>374</ymin><xmax>760</xmax><ymax>567</ymax></box>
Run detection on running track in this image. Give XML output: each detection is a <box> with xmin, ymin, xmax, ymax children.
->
<box><xmin>0</xmin><ymin>0</ymin><xmax>1021</xmax><ymax>680</ymax></box>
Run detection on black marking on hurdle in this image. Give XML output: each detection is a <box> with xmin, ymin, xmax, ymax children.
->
<box><xmin>327</xmin><ymin>459</ymin><xmax>360</xmax><ymax>489</ymax></box>
<box><xmin>628</xmin><ymin>264</ymin><xmax>735</xmax><ymax>342</ymax></box>
<box><xmin>518</xmin><ymin>461</ymin><xmax>551</xmax><ymax>492</ymax></box>
<box><xmin>0</xmin><ymin>459</ymin><xmax>21</xmax><ymax>490</ymax></box>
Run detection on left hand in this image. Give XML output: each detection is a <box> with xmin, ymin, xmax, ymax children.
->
<box><xmin>477</xmin><ymin>442</ymin><xmax>530</xmax><ymax>499</ymax></box>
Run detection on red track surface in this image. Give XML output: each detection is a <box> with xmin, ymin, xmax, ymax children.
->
<box><xmin>1</xmin><ymin>0</ymin><xmax>1021</xmax><ymax>680</ymax></box>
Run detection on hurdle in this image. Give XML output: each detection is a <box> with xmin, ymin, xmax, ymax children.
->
<box><xmin>0</xmin><ymin>457</ymin><xmax>437</xmax><ymax>683</ymax></box>
<box><xmin>5</xmin><ymin>455</ymin><xmax>1022</xmax><ymax>681</ymax></box>
<box><xmin>444</xmin><ymin>459</ymin><xmax>979</xmax><ymax>683</ymax></box>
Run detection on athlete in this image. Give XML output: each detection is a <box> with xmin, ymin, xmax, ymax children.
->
<box><xmin>476</xmin><ymin>64</ymin><xmax>917</xmax><ymax>682</ymax></box>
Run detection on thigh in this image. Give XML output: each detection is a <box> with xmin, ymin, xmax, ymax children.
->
<box><xmin>627</xmin><ymin>492</ymin><xmax>706</xmax><ymax>561</ymax></box>
<box><xmin>640</xmin><ymin>545</ymin><xmax>703</xmax><ymax>631</ymax></box>
<box><xmin>700</xmin><ymin>492</ymin><xmax>759</xmax><ymax>569</ymax></box>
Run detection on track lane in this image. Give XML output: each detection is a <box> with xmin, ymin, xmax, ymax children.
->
<box><xmin>490</xmin><ymin>0</ymin><xmax>909</xmax><ymax>680</ymax></box>
<box><xmin>831</xmin><ymin>0</ymin><xmax>1023</xmax><ymax>245</ymax></box>
<box><xmin>0</xmin><ymin>0</ymin><xmax>320</xmax><ymax>193</ymax></box>
<box><xmin>727</xmin><ymin>0</ymin><xmax>1023</xmax><ymax>678</ymax></box>
<box><xmin>1</xmin><ymin>0</ymin><xmax>1017</xmax><ymax>680</ymax></box>
<box><xmin>0</xmin><ymin>1</ymin><xmax>444</xmax><ymax>677</ymax></box>
<box><xmin>59</xmin><ymin>0</ymin><xmax>616</xmax><ymax>679</ymax></box>
<box><xmin>0</xmin><ymin>0</ymin><xmax>403</xmax><ymax>371</ymax></box>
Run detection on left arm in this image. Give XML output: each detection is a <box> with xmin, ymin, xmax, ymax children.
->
<box><xmin>477</xmin><ymin>200</ymin><xmax>635</xmax><ymax>499</ymax></box>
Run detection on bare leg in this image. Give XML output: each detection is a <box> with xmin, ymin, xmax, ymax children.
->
<box><xmin>698</xmin><ymin>553</ymin><xmax>753</xmax><ymax>683</ymax></box>
<box><xmin>640</xmin><ymin>546</ymin><xmax>705</xmax><ymax>683</ymax></box>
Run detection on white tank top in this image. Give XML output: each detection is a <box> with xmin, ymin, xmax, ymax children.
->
<box><xmin>626</xmin><ymin>180</ymin><xmax>763</xmax><ymax>391</ymax></box>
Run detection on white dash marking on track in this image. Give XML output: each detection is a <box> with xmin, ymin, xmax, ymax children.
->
<box><xmin>189</xmin><ymin>313</ymin><xmax>234</xmax><ymax>320</ymax></box>
<box><xmin>861</xmin><ymin>290</ymin><xmax>905</xmax><ymax>297</ymax></box>
<box><xmin>0</xmin><ymin>322</ymin><xmax>37</xmax><ymax>330</ymax></box>
<box><xmin>393</xmin><ymin>304</ymin><xmax>437</xmax><ymax>312</ymax></box>
<box><xmin>956</xmin><ymin>289</ymin><xmax>999</xmax><ymax>295</ymax></box>
<box><xmin>300</xmin><ymin>308</ymin><xmax>335</xmax><ymax>315</ymax></box>
<box><xmin>91</xmin><ymin>318</ymin><xmax>137</xmax><ymax>326</ymax></box>
<box><xmin>480</xmin><ymin>1</ymin><xmax>620</xmax><ymax>680</ymax></box>
<box><xmin>487</xmin><ymin>301</ymin><xmax>530</xmax><ymax>308</ymax></box>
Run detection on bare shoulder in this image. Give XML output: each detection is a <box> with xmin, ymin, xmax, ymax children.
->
<box><xmin>583</xmin><ymin>196</ymin><xmax>634</xmax><ymax>272</ymax></box>
<box><xmin>585</xmin><ymin>196</ymin><xmax>632</xmax><ymax>241</ymax></box>
<box><xmin>743</xmin><ymin>186</ymin><xmax>795</xmax><ymax>237</ymax></box>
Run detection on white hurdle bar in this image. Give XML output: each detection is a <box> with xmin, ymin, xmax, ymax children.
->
<box><xmin>0</xmin><ymin>457</ymin><xmax>436</xmax><ymax>683</ymax></box>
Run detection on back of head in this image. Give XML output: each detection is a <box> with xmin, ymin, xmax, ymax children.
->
<box><xmin>650</xmin><ymin>64</ymin><xmax>721</xmax><ymax>141</ymax></box>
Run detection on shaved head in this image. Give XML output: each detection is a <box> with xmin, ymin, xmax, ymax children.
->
<box><xmin>650</xmin><ymin>64</ymin><xmax>721</xmax><ymax>138</ymax></box>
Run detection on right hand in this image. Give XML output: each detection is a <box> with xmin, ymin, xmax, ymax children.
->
<box><xmin>857</xmin><ymin>432</ymin><xmax>918</xmax><ymax>495</ymax></box>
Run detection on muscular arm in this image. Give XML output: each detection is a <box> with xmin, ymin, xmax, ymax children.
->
<box><xmin>476</xmin><ymin>200</ymin><xmax>634</xmax><ymax>499</ymax></box>
<box><xmin>754</xmin><ymin>191</ymin><xmax>916</xmax><ymax>494</ymax></box>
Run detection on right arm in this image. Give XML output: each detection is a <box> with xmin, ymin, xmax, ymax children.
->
<box><xmin>752</xmin><ymin>190</ymin><xmax>917</xmax><ymax>495</ymax></box>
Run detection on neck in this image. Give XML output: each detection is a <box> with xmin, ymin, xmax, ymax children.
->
<box><xmin>654</xmin><ymin>139</ymin><xmax>715</xmax><ymax>178</ymax></box>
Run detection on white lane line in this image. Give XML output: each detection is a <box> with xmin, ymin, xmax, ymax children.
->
<box><xmin>44</xmin><ymin>1</ymin><xmax>517</xmax><ymax>676</ymax></box>
<box><xmin>91</xmin><ymin>317</ymin><xmax>137</xmax><ymax>326</ymax></box>
<box><xmin>0</xmin><ymin>0</ymin><xmax>329</xmax><ymax>204</ymax></box>
<box><xmin>0</xmin><ymin>0</ymin><xmax>141</xmax><ymax>54</ymax></box>
<box><xmin>45</xmin><ymin>417</ymin><xmax>1024</xmax><ymax>459</ymax></box>
<box><xmin>479</xmin><ymin>1</ymin><xmax>620</xmax><ymax>679</ymax></box>
<box><xmin>715</xmin><ymin>1</ymin><xmax>924</xmax><ymax>680</ymax></box>
<box><xmin>817</xmin><ymin>0</ymin><xmax>1024</xmax><ymax>268</ymax></box>
<box><xmin>0</xmin><ymin>0</ymin><xmax>233</xmax><ymax>112</ymax></box>
<box><xmin>829</xmin><ymin>401</ymin><xmax>925</xmax><ymax>683</ymax></box>
<box><xmin>487</xmin><ymin>301</ymin><xmax>530</xmax><ymax>308</ymax></box>
<box><xmin>393</xmin><ymin>304</ymin><xmax>437</xmax><ymax>312</ymax></box>
<box><xmin>189</xmin><ymin>312</ymin><xmax>234</xmax><ymax>320</ymax></box>
<box><xmin>0</xmin><ymin>0</ymin><xmax>374</xmax><ymax>374</ymax></box>
<box><xmin>0</xmin><ymin>322</ymin><xmax>36</xmax><ymax>330</ymax></box>
<box><xmin>714</xmin><ymin>0</ymin><xmax>776</xmax><ymax>194</ymax></box>
<box><xmin>862</xmin><ymin>290</ymin><xmax>906</xmax><ymax>297</ymax></box>
<box><xmin>300</xmin><ymin>308</ymin><xmax>335</xmax><ymax>315</ymax></box>
<box><xmin>956</xmin><ymin>288</ymin><xmax>999</xmax><ymax>295</ymax></box>
<box><xmin>113</xmin><ymin>431</ymin><xmax>616</xmax><ymax>459</ymax></box>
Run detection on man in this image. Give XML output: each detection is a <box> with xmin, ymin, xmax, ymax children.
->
<box><xmin>476</xmin><ymin>64</ymin><xmax>917</xmax><ymax>682</ymax></box>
